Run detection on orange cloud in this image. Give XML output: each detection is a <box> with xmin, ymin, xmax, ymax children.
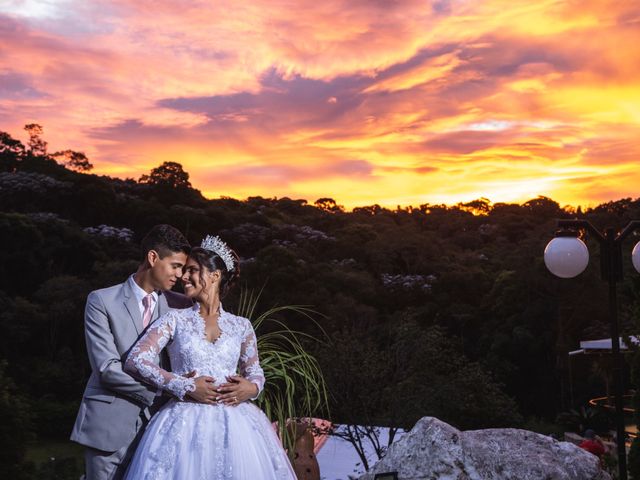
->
<box><xmin>0</xmin><ymin>0</ymin><xmax>639</xmax><ymax>209</ymax></box>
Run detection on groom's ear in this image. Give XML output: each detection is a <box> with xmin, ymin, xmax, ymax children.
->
<box><xmin>147</xmin><ymin>249</ymin><xmax>160</xmax><ymax>266</ymax></box>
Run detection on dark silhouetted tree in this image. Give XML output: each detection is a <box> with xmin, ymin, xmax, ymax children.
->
<box><xmin>0</xmin><ymin>131</ymin><xmax>26</xmax><ymax>172</ymax></box>
<box><xmin>24</xmin><ymin>123</ymin><xmax>47</xmax><ymax>156</ymax></box>
<box><xmin>52</xmin><ymin>149</ymin><xmax>93</xmax><ymax>172</ymax></box>
<box><xmin>315</xmin><ymin>197</ymin><xmax>345</xmax><ymax>213</ymax></box>
<box><xmin>139</xmin><ymin>161</ymin><xmax>192</xmax><ymax>188</ymax></box>
<box><xmin>522</xmin><ymin>195</ymin><xmax>562</xmax><ymax>219</ymax></box>
<box><xmin>353</xmin><ymin>204</ymin><xmax>385</xmax><ymax>216</ymax></box>
<box><xmin>459</xmin><ymin>197</ymin><xmax>492</xmax><ymax>215</ymax></box>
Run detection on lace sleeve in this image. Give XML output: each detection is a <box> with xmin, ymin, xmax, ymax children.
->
<box><xmin>238</xmin><ymin>318</ymin><xmax>265</xmax><ymax>399</ymax></box>
<box><xmin>125</xmin><ymin>312</ymin><xmax>195</xmax><ymax>400</ymax></box>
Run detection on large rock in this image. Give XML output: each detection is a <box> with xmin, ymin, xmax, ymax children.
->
<box><xmin>359</xmin><ymin>417</ymin><xmax>611</xmax><ymax>480</ymax></box>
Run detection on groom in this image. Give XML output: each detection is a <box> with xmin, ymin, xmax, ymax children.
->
<box><xmin>71</xmin><ymin>224</ymin><xmax>218</xmax><ymax>480</ymax></box>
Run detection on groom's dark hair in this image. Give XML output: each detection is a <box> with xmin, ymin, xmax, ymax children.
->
<box><xmin>140</xmin><ymin>224</ymin><xmax>190</xmax><ymax>261</ymax></box>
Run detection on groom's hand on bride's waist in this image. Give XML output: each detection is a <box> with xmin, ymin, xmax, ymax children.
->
<box><xmin>183</xmin><ymin>371</ymin><xmax>217</xmax><ymax>404</ymax></box>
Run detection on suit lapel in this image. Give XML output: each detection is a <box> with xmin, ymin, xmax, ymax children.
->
<box><xmin>122</xmin><ymin>280</ymin><xmax>142</xmax><ymax>335</ymax></box>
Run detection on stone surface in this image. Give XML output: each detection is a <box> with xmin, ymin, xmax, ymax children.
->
<box><xmin>359</xmin><ymin>417</ymin><xmax>611</xmax><ymax>480</ymax></box>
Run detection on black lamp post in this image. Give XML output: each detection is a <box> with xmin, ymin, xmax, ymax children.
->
<box><xmin>544</xmin><ymin>219</ymin><xmax>640</xmax><ymax>480</ymax></box>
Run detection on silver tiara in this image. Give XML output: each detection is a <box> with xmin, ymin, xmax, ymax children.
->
<box><xmin>200</xmin><ymin>235</ymin><xmax>235</xmax><ymax>272</ymax></box>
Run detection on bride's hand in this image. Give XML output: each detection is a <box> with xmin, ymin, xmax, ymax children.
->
<box><xmin>183</xmin><ymin>371</ymin><xmax>218</xmax><ymax>404</ymax></box>
<box><xmin>217</xmin><ymin>375</ymin><xmax>258</xmax><ymax>406</ymax></box>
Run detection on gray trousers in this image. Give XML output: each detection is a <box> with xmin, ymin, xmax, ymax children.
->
<box><xmin>83</xmin><ymin>415</ymin><xmax>145</xmax><ymax>480</ymax></box>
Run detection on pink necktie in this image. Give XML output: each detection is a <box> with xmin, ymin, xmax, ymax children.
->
<box><xmin>142</xmin><ymin>294</ymin><xmax>153</xmax><ymax>328</ymax></box>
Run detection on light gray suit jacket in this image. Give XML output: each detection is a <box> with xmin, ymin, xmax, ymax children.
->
<box><xmin>70</xmin><ymin>279</ymin><xmax>192</xmax><ymax>452</ymax></box>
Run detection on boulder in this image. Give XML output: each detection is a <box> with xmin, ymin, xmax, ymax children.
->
<box><xmin>359</xmin><ymin>417</ymin><xmax>611</xmax><ymax>480</ymax></box>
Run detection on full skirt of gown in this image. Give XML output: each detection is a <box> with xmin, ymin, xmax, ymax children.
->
<box><xmin>124</xmin><ymin>399</ymin><xmax>297</xmax><ymax>480</ymax></box>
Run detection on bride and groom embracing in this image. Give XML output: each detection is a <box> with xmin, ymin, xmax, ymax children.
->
<box><xmin>70</xmin><ymin>224</ymin><xmax>296</xmax><ymax>479</ymax></box>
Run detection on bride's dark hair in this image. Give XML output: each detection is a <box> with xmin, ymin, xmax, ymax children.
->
<box><xmin>188</xmin><ymin>246</ymin><xmax>240</xmax><ymax>299</ymax></box>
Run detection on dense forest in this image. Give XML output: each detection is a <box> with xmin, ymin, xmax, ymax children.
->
<box><xmin>2</xmin><ymin>125</ymin><xmax>640</xmax><ymax>477</ymax></box>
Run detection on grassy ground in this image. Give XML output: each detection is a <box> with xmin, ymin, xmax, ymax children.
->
<box><xmin>26</xmin><ymin>439</ymin><xmax>84</xmax><ymax>464</ymax></box>
<box><xmin>25</xmin><ymin>439</ymin><xmax>85</xmax><ymax>479</ymax></box>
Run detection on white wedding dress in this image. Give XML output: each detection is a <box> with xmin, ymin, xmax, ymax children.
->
<box><xmin>123</xmin><ymin>304</ymin><xmax>296</xmax><ymax>479</ymax></box>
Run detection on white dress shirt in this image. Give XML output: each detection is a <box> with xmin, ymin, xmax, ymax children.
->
<box><xmin>128</xmin><ymin>275</ymin><xmax>159</xmax><ymax>320</ymax></box>
<box><xmin>128</xmin><ymin>275</ymin><xmax>162</xmax><ymax>397</ymax></box>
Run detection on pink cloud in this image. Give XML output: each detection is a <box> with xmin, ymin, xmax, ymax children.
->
<box><xmin>0</xmin><ymin>0</ymin><xmax>639</xmax><ymax>208</ymax></box>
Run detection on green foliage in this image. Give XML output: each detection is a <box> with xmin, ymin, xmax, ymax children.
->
<box><xmin>2</xmin><ymin>124</ymin><xmax>640</xmax><ymax>458</ymax></box>
<box><xmin>237</xmin><ymin>288</ymin><xmax>328</xmax><ymax>457</ymax></box>
<box><xmin>632</xmin><ymin>352</ymin><xmax>640</xmax><ymax>429</ymax></box>
<box><xmin>319</xmin><ymin>318</ymin><xmax>522</xmax><ymax>431</ymax></box>
<box><xmin>629</xmin><ymin>436</ymin><xmax>640</xmax><ymax>479</ymax></box>
<box><xmin>628</xmin><ymin>286</ymin><xmax>640</xmax><ymax>478</ymax></box>
<box><xmin>34</xmin><ymin>457</ymin><xmax>83</xmax><ymax>480</ymax></box>
<box><xmin>0</xmin><ymin>213</ymin><xmax>46</xmax><ymax>294</ymax></box>
<box><xmin>0</xmin><ymin>360</ymin><xmax>35</xmax><ymax>478</ymax></box>
<box><xmin>521</xmin><ymin>416</ymin><xmax>564</xmax><ymax>437</ymax></box>
<box><xmin>31</xmin><ymin>397</ymin><xmax>81</xmax><ymax>439</ymax></box>
<box><xmin>555</xmin><ymin>406</ymin><xmax>614</xmax><ymax>435</ymax></box>
<box><xmin>0</xmin><ymin>213</ymin><xmax>103</xmax><ymax>296</ymax></box>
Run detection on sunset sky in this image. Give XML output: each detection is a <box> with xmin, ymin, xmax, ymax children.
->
<box><xmin>1</xmin><ymin>0</ymin><xmax>639</xmax><ymax>209</ymax></box>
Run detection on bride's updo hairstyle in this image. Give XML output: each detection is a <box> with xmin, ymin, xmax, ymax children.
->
<box><xmin>188</xmin><ymin>246</ymin><xmax>240</xmax><ymax>299</ymax></box>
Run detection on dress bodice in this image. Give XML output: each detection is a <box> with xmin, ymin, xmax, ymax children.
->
<box><xmin>125</xmin><ymin>304</ymin><xmax>265</xmax><ymax>400</ymax></box>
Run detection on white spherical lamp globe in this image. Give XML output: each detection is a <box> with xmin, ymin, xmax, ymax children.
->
<box><xmin>632</xmin><ymin>241</ymin><xmax>640</xmax><ymax>274</ymax></box>
<box><xmin>544</xmin><ymin>237</ymin><xmax>589</xmax><ymax>278</ymax></box>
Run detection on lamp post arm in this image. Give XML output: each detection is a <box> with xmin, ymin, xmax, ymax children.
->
<box><xmin>616</xmin><ymin>220</ymin><xmax>640</xmax><ymax>244</ymax></box>
<box><xmin>557</xmin><ymin>219</ymin><xmax>606</xmax><ymax>243</ymax></box>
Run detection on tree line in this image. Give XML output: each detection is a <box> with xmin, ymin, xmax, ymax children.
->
<box><xmin>2</xmin><ymin>125</ymin><xmax>640</xmax><ymax>477</ymax></box>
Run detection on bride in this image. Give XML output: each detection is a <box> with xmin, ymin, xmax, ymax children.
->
<box><xmin>123</xmin><ymin>235</ymin><xmax>296</xmax><ymax>479</ymax></box>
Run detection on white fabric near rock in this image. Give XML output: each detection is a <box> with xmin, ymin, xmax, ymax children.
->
<box><xmin>360</xmin><ymin>417</ymin><xmax>611</xmax><ymax>480</ymax></box>
<box><xmin>316</xmin><ymin>426</ymin><xmax>405</xmax><ymax>479</ymax></box>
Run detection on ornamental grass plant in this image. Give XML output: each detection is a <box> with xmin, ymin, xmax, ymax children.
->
<box><xmin>237</xmin><ymin>288</ymin><xmax>329</xmax><ymax>457</ymax></box>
